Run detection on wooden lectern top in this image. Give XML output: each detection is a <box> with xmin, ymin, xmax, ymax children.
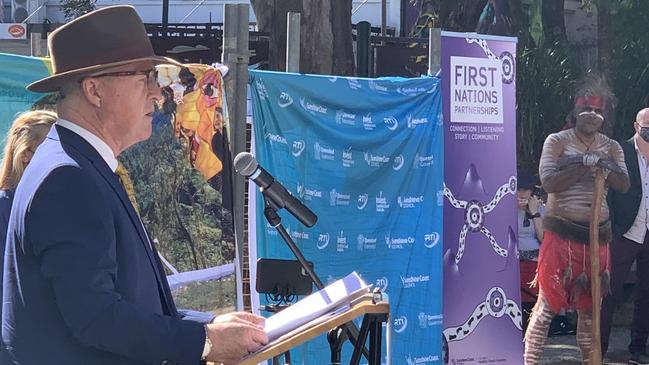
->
<box><xmin>235</xmin><ymin>296</ymin><xmax>389</xmax><ymax>365</ymax></box>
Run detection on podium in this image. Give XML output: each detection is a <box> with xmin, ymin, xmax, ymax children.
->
<box><xmin>236</xmin><ymin>296</ymin><xmax>390</xmax><ymax>365</ymax></box>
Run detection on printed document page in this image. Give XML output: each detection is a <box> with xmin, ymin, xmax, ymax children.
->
<box><xmin>264</xmin><ymin>271</ymin><xmax>369</xmax><ymax>341</ymax></box>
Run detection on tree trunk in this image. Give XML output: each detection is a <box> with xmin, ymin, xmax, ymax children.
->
<box><xmin>250</xmin><ymin>0</ymin><xmax>355</xmax><ymax>75</ymax></box>
<box><xmin>250</xmin><ymin>0</ymin><xmax>301</xmax><ymax>72</ymax></box>
<box><xmin>542</xmin><ymin>0</ymin><xmax>566</xmax><ymax>43</ymax></box>
<box><xmin>597</xmin><ymin>0</ymin><xmax>615</xmax><ymax>136</ymax></box>
<box><xmin>506</xmin><ymin>0</ymin><xmax>534</xmax><ymax>47</ymax></box>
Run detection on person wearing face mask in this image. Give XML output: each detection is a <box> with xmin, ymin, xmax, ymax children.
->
<box><xmin>601</xmin><ymin>108</ymin><xmax>649</xmax><ymax>365</ymax></box>
<box><xmin>524</xmin><ymin>74</ymin><xmax>630</xmax><ymax>365</ymax></box>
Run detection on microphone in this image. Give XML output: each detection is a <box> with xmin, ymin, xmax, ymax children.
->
<box><xmin>234</xmin><ymin>152</ymin><xmax>318</xmax><ymax>227</ymax></box>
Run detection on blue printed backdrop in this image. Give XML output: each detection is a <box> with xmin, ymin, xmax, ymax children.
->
<box><xmin>249</xmin><ymin>70</ymin><xmax>444</xmax><ymax>365</ymax></box>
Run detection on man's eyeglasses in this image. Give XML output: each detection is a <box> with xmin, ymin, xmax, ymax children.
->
<box><xmin>82</xmin><ymin>69</ymin><xmax>159</xmax><ymax>89</ymax></box>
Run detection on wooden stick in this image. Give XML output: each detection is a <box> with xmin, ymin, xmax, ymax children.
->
<box><xmin>589</xmin><ymin>168</ymin><xmax>605</xmax><ymax>365</ymax></box>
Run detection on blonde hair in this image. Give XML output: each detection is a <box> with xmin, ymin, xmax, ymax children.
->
<box><xmin>0</xmin><ymin>110</ymin><xmax>57</xmax><ymax>190</ymax></box>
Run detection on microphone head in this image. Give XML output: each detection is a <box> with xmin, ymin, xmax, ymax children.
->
<box><xmin>234</xmin><ymin>152</ymin><xmax>259</xmax><ymax>177</ymax></box>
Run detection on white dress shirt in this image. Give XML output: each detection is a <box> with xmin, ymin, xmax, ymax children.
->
<box><xmin>623</xmin><ymin>136</ymin><xmax>649</xmax><ymax>244</ymax></box>
<box><xmin>56</xmin><ymin>118</ymin><xmax>118</xmax><ymax>172</ymax></box>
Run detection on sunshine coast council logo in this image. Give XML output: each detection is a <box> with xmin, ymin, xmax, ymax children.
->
<box><xmin>406</xmin><ymin>114</ymin><xmax>430</xmax><ymax>129</ymax></box>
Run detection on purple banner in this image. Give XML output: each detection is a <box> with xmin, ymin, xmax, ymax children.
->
<box><xmin>442</xmin><ymin>32</ymin><xmax>522</xmax><ymax>364</ymax></box>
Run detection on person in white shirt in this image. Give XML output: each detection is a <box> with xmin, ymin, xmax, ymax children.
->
<box><xmin>602</xmin><ymin>108</ymin><xmax>649</xmax><ymax>365</ymax></box>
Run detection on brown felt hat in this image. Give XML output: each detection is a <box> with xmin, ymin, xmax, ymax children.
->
<box><xmin>27</xmin><ymin>5</ymin><xmax>183</xmax><ymax>93</ymax></box>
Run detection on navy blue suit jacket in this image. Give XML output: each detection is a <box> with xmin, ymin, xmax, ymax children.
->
<box><xmin>2</xmin><ymin>126</ymin><xmax>210</xmax><ymax>365</ymax></box>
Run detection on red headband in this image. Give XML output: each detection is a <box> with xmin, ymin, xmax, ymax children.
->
<box><xmin>575</xmin><ymin>96</ymin><xmax>605</xmax><ymax>109</ymax></box>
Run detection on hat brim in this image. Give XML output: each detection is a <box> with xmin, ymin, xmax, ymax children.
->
<box><xmin>26</xmin><ymin>56</ymin><xmax>184</xmax><ymax>93</ymax></box>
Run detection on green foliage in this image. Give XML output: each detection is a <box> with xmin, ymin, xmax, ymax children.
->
<box><xmin>172</xmin><ymin>277</ymin><xmax>236</xmax><ymax>314</ymax></box>
<box><xmin>516</xmin><ymin>39</ymin><xmax>580</xmax><ymax>171</ymax></box>
<box><xmin>609</xmin><ymin>0</ymin><xmax>649</xmax><ymax>140</ymax></box>
<box><xmin>59</xmin><ymin>0</ymin><xmax>96</xmax><ymax>20</ymax></box>
<box><xmin>120</xmin><ymin>122</ymin><xmax>235</xmax><ymax>273</ymax></box>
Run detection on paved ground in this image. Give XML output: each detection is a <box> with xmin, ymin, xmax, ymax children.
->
<box><xmin>541</xmin><ymin>327</ymin><xmax>632</xmax><ymax>364</ymax></box>
<box><xmin>540</xmin><ymin>285</ymin><xmax>642</xmax><ymax>364</ymax></box>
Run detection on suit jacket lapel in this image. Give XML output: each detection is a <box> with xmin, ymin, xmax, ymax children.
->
<box><xmin>53</xmin><ymin>126</ymin><xmax>175</xmax><ymax>313</ymax></box>
<box><xmin>625</xmin><ymin>137</ymin><xmax>641</xmax><ymax>183</ymax></box>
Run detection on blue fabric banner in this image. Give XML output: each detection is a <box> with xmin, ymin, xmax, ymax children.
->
<box><xmin>0</xmin><ymin>53</ymin><xmax>52</xmax><ymax>151</ymax></box>
<box><xmin>249</xmin><ymin>70</ymin><xmax>444</xmax><ymax>364</ymax></box>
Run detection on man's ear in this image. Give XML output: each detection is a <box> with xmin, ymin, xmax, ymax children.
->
<box><xmin>80</xmin><ymin>78</ymin><xmax>102</xmax><ymax>108</ymax></box>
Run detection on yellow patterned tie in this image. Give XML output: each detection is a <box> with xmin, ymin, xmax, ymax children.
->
<box><xmin>115</xmin><ymin>162</ymin><xmax>141</xmax><ymax>215</ymax></box>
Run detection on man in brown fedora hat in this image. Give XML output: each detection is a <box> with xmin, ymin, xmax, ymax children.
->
<box><xmin>2</xmin><ymin>6</ymin><xmax>267</xmax><ymax>365</ymax></box>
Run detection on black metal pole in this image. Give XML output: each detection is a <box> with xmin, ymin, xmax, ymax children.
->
<box><xmin>262</xmin><ymin>199</ymin><xmax>370</xmax><ymax>360</ymax></box>
<box><xmin>162</xmin><ymin>0</ymin><xmax>169</xmax><ymax>34</ymax></box>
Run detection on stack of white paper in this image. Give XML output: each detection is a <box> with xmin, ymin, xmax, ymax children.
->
<box><xmin>263</xmin><ymin>271</ymin><xmax>369</xmax><ymax>341</ymax></box>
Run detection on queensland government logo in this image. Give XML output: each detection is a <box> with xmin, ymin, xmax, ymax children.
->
<box><xmin>314</xmin><ymin>142</ymin><xmax>335</xmax><ymax>161</ymax></box>
<box><xmin>385</xmin><ymin>234</ymin><xmax>414</xmax><ymax>249</ymax></box>
<box><xmin>375</xmin><ymin>191</ymin><xmax>390</xmax><ymax>212</ymax></box>
<box><xmin>393</xmin><ymin>315</ymin><xmax>408</xmax><ymax>333</ymax></box>
<box><xmin>291</xmin><ymin>140</ymin><xmax>305</xmax><ymax>157</ymax></box>
<box><xmin>348</xmin><ymin>78</ymin><xmax>362</xmax><ymax>90</ymax></box>
<box><xmin>336</xmin><ymin>230</ymin><xmax>348</xmax><ymax>252</ymax></box>
<box><xmin>357</xmin><ymin>193</ymin><xmax>369</xmax><ymax>210</ymax></box>
<box><xmin>335</xmin><ymin>110</ymin><xmax>356</xmax><ymax>126</ymax></box>
<box><xmin>368</xmin><ymin>80</ymin><xmax>389</xmax><ymax>94</ymax></box>
<box><xmin>317</xmin><ymin>233</ymin><xmax>330</xmax><ymax>249</ymax></box>
<box><xmin>356</xmin><ymin>234</ymin><xmax>377</xmax><ymax>251</ymax></box>
<box><xmin>400</xmin><ymin>274</ymin><xmax>430</xmax><ymax>288</ymax></box>
<box><xmin>418</xmin><ymin>312</ymin><xmax>443</xmax><ymax>329</ymax></box>
<box><xmin>413</xmin><ymin>153</ymin><xmax>434</xmax><ymax>168</ymax></box>
<box><xmin>329</xmin><ymin>189</ymin><xmax>351</xmax><ymax>206</ymax></box>
<box><xmin>278</xmin><ymin>92</ymin><xmax>293</xmax><ymax>108</ymax></box>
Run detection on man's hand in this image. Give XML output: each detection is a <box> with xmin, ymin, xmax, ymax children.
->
<box><xmin>527</xmin><ymin>195</ymin><xmax>540</xmax><ymax>215</ymax></box>
<box><xmin>582</xmin><ymin>152</ymin><xmax>601</xmax><ymax>167</ymax></box>
<box><xmin>205</xmin><ymin>312</ymin><xmax>269</xmax><ymax>364</ymax></box>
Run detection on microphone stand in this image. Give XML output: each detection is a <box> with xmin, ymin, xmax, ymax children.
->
<box><xmin>262</xmin><ymin>197</ymin><xmax>370</xmax><ymax>362</ymax></box>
